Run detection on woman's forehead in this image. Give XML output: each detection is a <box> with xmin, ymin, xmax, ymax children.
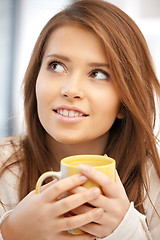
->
<box><xmin>43</xmin><ymin>24</ymin><xmax>108</xmax><ymax>63</ymax></box>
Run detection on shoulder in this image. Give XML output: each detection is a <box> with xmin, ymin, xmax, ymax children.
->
<box><xmin>0</xmin><ymin>136</ymin><xmax>23</xmax><ymax>215</ymax></box>
<box><xmin>0</xmin><ymin>135</ymin><xmax>24</xmax><ymax>177</ymax></box>
<box><xmin>146</xmin><ymin>143</ymin><xmax>160</xmax><ymax>184</ymax></box>
<box><xmin>145</xmin><ymin>171</ymin><xmax>160</xmax><ymax>238</ymax></box>
<box><xmin>146</xmin><ymin>155</ymin><xmax>160</xmax><ymax>196</ymax></box>
<box><xmin>0</xmin><ymin>136</ymin><xmax>22</xmax><ymax>165</ymax></box>
<box><xmin>144</xmin><ymin>150</ymin><xmax>160</xmax><ymax>225</ymax></box>
<box><xmin>0</xmin><ymin>135</ymin><xmax>24</xmax><ymax>192</ymax></box>
<box><xmin>0</xmin><ymin>135</ymin><xmax>24</xmax><ymax>183</ymax></box>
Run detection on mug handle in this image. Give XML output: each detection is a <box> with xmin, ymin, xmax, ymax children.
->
<box><xmin>36</xmin><ymin>171</ymin><xmax>62</xmax><ymax>194</ymax></box>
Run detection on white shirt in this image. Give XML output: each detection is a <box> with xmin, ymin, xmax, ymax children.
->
<box><xmin>0</xmin><ymin>141</ymin><xmax>160</xmax><ymax>239</ymax></box>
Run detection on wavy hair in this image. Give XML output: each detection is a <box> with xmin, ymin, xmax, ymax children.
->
<box><xmin>1</xmin><ymin>0</ymin><xmax>160</xmax><ymax>215</ymax></box>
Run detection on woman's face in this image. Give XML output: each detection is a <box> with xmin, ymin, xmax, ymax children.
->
<box><xmin>36</xmin><ymin>25</ymin><xmax>122</xmax><ymax>147</ymax></box>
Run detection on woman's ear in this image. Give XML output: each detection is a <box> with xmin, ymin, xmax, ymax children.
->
<box><xmin>117</xmin><ymin>104</ymin><xmax>125</xmax><ymax>119</ymax></box>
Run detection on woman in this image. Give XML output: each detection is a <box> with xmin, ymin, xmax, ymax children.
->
<box><xmin>0</xmin><ymin>0</ymin><xmax>160</xmax><ymax>239</ymax></box>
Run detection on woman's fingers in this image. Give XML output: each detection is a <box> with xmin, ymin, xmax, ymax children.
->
<box><xmin>79</xmin><ymin>165</ymin><xmax>120</xmax><ymax>197</ymax></box>
<box><xmin>80</xmin><ymin>222</ymin><xmax>108</xmax><ymax>239</ymax></box>
<box><xmin>61</xmin><ymin>232</ymin><xmax>96</xmax><ymax>240</ymax></box>
<box><xmin>39</xmin><ymin>179</ymin><xmax>58</xmax><ymax>192</ymax></box>
<box><xmin>70</xmin><ymin>186</ymin><xmax>85</xmax><ymax>194</ymax></box>
<box><xmin>59</xmin><ymin>207</ymin><xmax>104</xmax><ymax>231</ymax></box>
<box><xmin>78</xmin><ymin>166</ymin><xmax>129</xmax><ymax>211</ymax></box>
<box><xmin>41</xmin><ymin>174</ymin><xmax>88</xmax><ymax>201</ymax></box>
<box><xmin>69</xmin><ymin>184</ymin><xmax>117</xmax><ymax>213</ymax></box>
<box><xmin>54</xmin><ymin>187</ymin><xmax>101</xmax><ymax>216</ymax></box>
<box><xmin>70</xmin><ymin>204</ymin><xmax>92</xmax><ymax>216</ymax></box>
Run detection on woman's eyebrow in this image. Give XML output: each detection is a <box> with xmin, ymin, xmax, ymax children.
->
<box><xmin>46</xmin><ymin>54</ymin><xmax>71</xmax><ymax>62</ymax></box>
<box><xmin>46</xmin><ymin>54</ymin><xmax>109</xmax><ymax>69</ymax></box>
<box><xmin>88</xmin><ymin>62</ymin><xmax>110</xmax><ymax>69</ymax></box>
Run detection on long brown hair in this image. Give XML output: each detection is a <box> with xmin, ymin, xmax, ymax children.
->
<box><xmin>1</xmin><ymin>0</ymin><xmax>160</xmax><ymax>215</ymax></box>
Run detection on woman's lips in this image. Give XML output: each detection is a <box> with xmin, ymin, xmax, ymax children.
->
<box><xmin>53</xmin><ymin>109</ymin><xmax>88</xmax><ymax>117</ymax></box>
<box><xmin>53</xmin><ymin>106</ymin><xmax>89</xmax><ymax>122</ymax></box>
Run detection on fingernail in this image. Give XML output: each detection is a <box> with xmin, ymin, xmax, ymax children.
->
<box><xmin>79</xmin><ymin>175</ymin><xmax>88</xmax><ymax>182</ymax></box>
<box><xmin>79</xmin><ymin>164</ymin><xmax>90</xmax><ymax>173</ymax></box>
<box><xmin>90</xmin><ymin>187</ymin><xmax>101</xmax><ymax>197</ymax></box>
<box><xmin>94</xmin><ymin>208</ymin><xmax>104</xmax><ymax>218</ymax></box>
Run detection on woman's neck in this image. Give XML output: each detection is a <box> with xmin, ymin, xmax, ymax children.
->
<box><xmin>46</xmin><ymin>134</ymin><xmax>109</xmax><ymax>168</ymax></box>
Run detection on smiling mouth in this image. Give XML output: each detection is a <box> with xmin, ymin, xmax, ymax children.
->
<box><xmin>53</xmin><ymin>109</ymin><xmax>88</xmax><ymax>118</ymax></box>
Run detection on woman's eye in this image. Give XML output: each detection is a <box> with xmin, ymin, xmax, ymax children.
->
<box><xmin>90</xmin><ymin>70</ymin><xmax>110</xmax><ymax>80</ymax></box>
<box><xmin>49</xmin><ymin>62</ymin><xmax>65</xmax><ymax>73</ymax></box>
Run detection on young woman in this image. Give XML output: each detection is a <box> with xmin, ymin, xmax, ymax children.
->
<box><xmin>0</xmin><ymin>0</ymin><xmax>160</xmax><ymax>239</ymax></box>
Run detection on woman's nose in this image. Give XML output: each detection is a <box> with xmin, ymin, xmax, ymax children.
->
<box><xmin>60</xmin><ymin>75</ymin><xmax>84</xmax><ymax>101</ymax></box>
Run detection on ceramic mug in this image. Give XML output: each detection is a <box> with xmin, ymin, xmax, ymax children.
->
<box><xmin>36</xmin><ymin>155</ymin><xmax>116</xmax><ymax>234</ymax></box>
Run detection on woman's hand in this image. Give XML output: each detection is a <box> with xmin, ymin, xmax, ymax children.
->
<box><xmin>70</xmin><ymin>165</ymin><xmax>130</xmax><ymax>239</ymax></box>
<box><xmin>1</xmin><ymin>174</ymin><xmax>103</xmax><ymax>240</ymax></box>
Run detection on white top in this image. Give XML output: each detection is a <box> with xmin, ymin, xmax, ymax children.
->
<box><xmin>0</xmin><ymin>141</ymin><xmax>160</xmax><ymax>239</ymax></box>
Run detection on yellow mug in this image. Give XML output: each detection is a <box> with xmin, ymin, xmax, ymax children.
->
<box><xmin>36</xmin><ymin>155</ymin><xmax>116</xmax><ymax>234</ymax></box>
